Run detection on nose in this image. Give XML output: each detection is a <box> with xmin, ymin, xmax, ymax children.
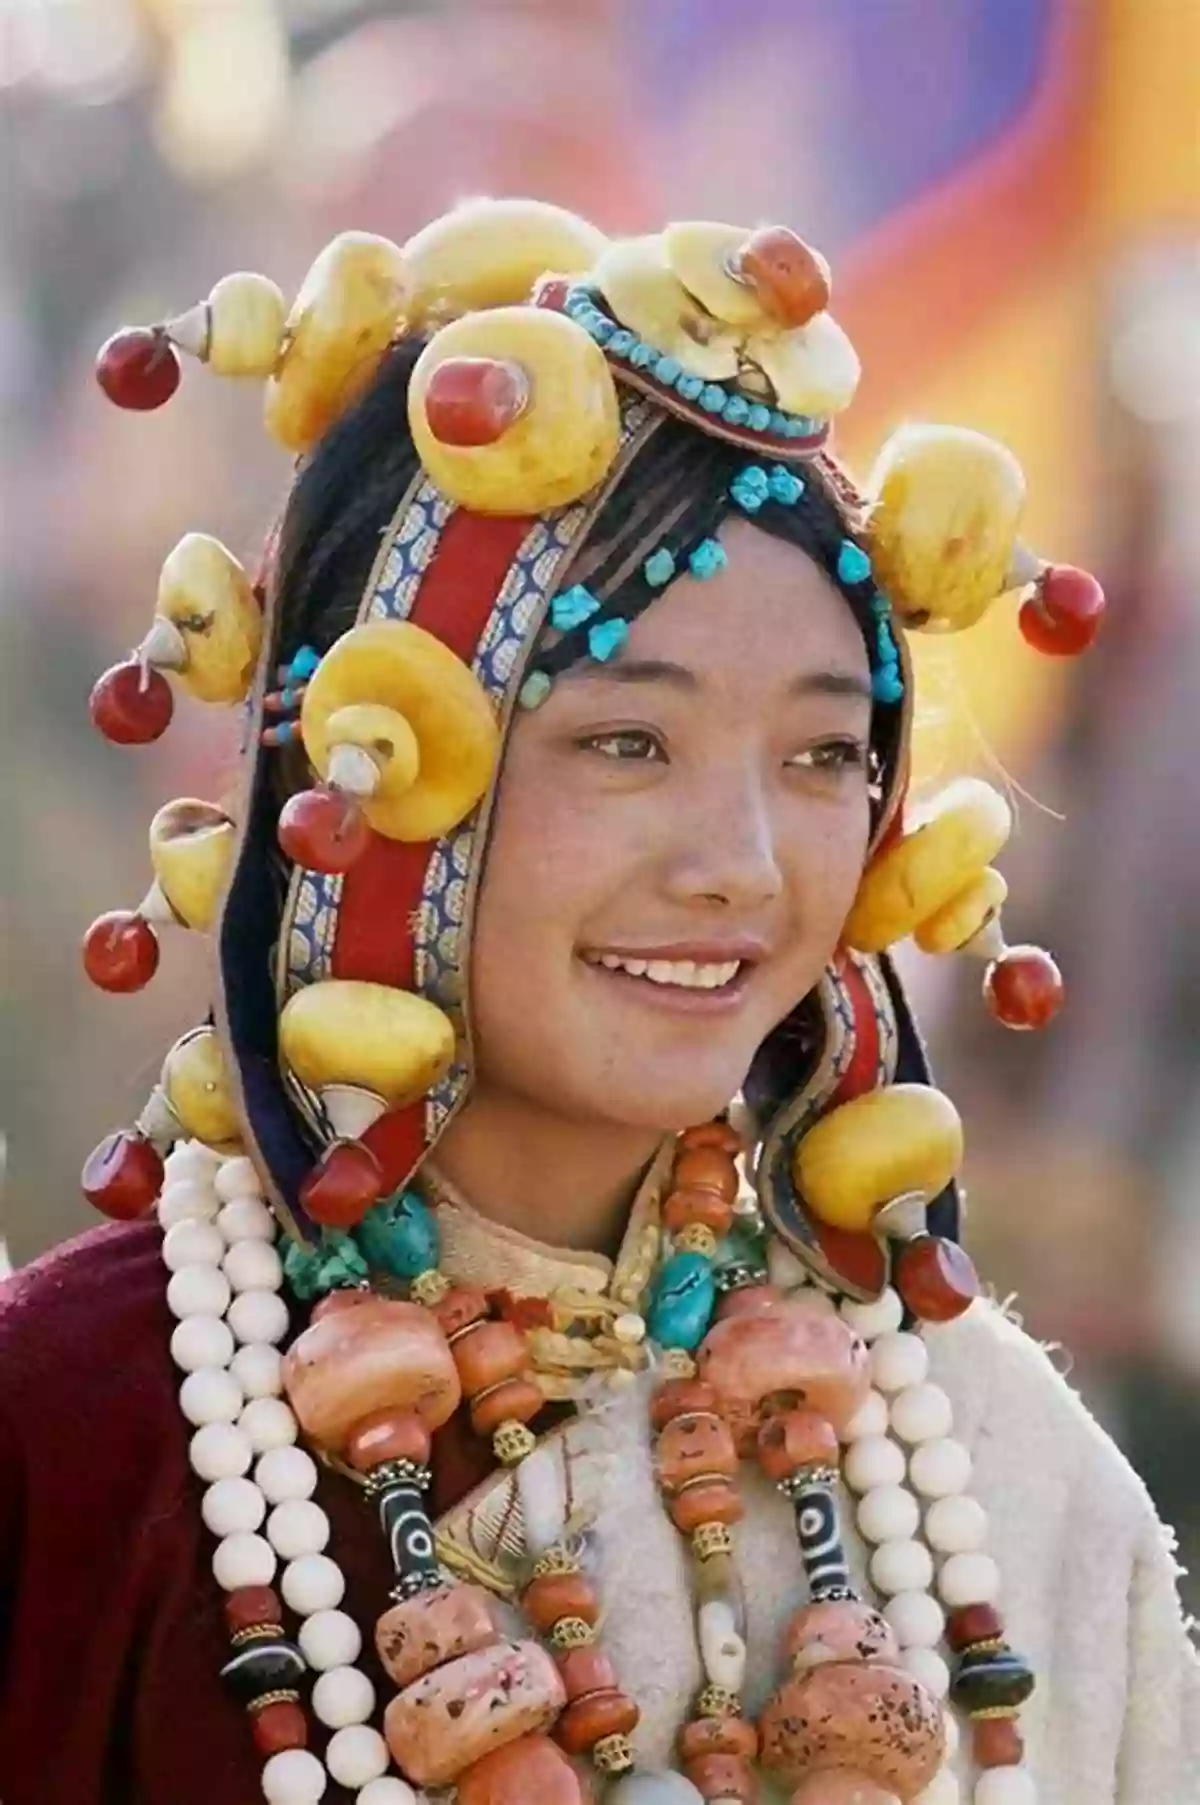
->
<box><xmin>660</xmin><ymin>760</ymin><xmax>785</xmax><ymax>913</ymax></box>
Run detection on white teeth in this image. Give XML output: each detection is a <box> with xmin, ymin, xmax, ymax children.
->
<box><xmin>589</xmin><ymin>954</ymin><xmax>742</xmax><ymax>990</ymax></box>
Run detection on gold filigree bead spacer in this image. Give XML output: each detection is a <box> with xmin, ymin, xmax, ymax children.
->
<box><xmin>549</xmin><ymin>1615</ymin><xmax>596</xmax><ymax>1650</ymax></box>
<box><xmin>532</xmin><ymin>1542</ymin><xmax>581</xmax><ymax>1579</ymax></box>
<box><xmin>411</xmin><ymin>1268</ymin><xmax>451</xmax><ymax>1307</ymax></box>
<box><xmin>690</xmin><ymin>1521</ymin><xmax>734</xmax><ymax>1561</ymax></box>
<box><xmin>247</xmin><ymin>1689</ymin><xmax>301</xmax><ymax>1714</ymax></box>
<box><xmin>697</xmin><ymin>1684</ymin><xmax>741</xmax><ymax>1718</ymax></box>
<box><xmin>675</xmin><ymin>1223</ymin><xmax>719</xmax><ymax>1258</ymax></box>
<box><xmin>592</xmin><ymin>1732</ymin><xmax>635</xmax><ymax>1774</ymax></box>
<box><xmin>493</xmin><ymin>1419</ymin><xmax>537</xmax><ymax>1465</ymax></box>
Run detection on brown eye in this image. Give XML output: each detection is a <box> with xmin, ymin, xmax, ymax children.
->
<box><xmin>580</xmin><ymin>730</ymin><xmax>666</xmax><ymax>762</ymax></box>
<box><xmin>786</xmin><ymin>738</ymin><xmax>869</xmax><ymax>773</ymax></box>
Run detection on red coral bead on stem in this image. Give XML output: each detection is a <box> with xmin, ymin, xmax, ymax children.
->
<box><xmin>82</xmin><ymin>910</ymin><xmax>160</xmax><ymax>993</ymax></box>
<box><xmin>735</xmin><ymin>225</ymin><xmax>831</xmax><ymax>328</ymax></box>
<box><xmin>1018</xmin><ymin>564</ymin><xmax>1105</xmax><ymax>657</ymax></box>
<box><xmin>89</xmin><ymin>660</ymin><xmax>175</xmax><ymax>745</ymax></box>
<box><xmin>424</xmin><ymin>357</ymin><xmax>530</xmax><ymax>446</ymax></box>
<box><xmin>299</xmin><ymin>1140</ymin><xmax>383</xmax><ymax>1228</ymax></box>
<box><xmin>983</xmin><ymin>945</ymin><xmax>1064</xmax><ymax>1030</ymax></box>
<box><xmin>95</xmin><ymin>327</ymin><xmax>182</xmax><ymax>411</ymax></box>
<box><xmin>894</xmin><ymin>1234</ymin><xmax>981</xmax><ymax>1323</ymax></box>
<box><xmin>82</xmin><ymin>1130</ymin><xmax>164</xmax><ymax>1219</ymax></box>
<box><xmin>530</xmin><ymin>275</ymin><xmax>573</xmax><ymax>312</ymax></box>
<box><xmin>277</xmin><ymin>787</ymin><xmax>371</xmax><ymax>873</ymax></box>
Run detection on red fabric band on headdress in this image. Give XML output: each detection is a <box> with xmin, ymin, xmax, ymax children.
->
<box><xmin>330</xmin><ymin>508</ymin><xmax>533</xmax><ymax>1189</ymax></box>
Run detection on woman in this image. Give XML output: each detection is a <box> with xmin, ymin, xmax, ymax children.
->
<box><xmin>0</xmin><ymin>202</ymin><xmax>1194</xmax><ymax>1805</ymax></box>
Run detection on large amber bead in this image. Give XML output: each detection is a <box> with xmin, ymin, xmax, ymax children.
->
<box><xmin>844</xmin><ymin>779</ymin><xmax>1011</xmax><ymax>954</ymax></box>
<box><xmin>403</xmin><ymin>197</ymin><xmax>608</xmax><ymax>325</ymax></box>
<box><xmin>300</xmin><ymin>620</ymin><xmax>499</xmax><ymax>844</ymax></box>
<box><xmin>409</xmin><ymin>307</ymin><xmax>620</xmax><ymax>515</ymax></box>
<box><xmin>697</xmin><ymin>1292</ymin><xmax>869</xmax><ymax>1447</ymax></box>
<box><xmin>156</xmin><ymin>532</ymin><xmax>261</xmax><ymax>705</ymax></box>
<box><xmin>264</xmin><ymin>232</ymin><xmax>408</xmax><ymax>452</ymax></box>
<box><xmin>913</xmin><ymin>866</ymin><xmax>1008</xmax><ymax>955</ymax></box>
<box><xmin>282</xmin><ymin>1297</ymin><xmax>460</xmax><ymax>1453</ymax></box>
<box><xmin>383</xmin><ymin>1639</ymin><xmax>565</xmax><ymax>1787</ymax></box>
<box><xmin>865</xmin><ymin>425</ymin><xmax>1026</xmax><ymax>633</ymax></box>
<box><xmin>279</xmin><ymin>978</ymin><xmax>455</xmax><ymax>1110</ymax></box>
<box><xmin>148</xmin><ymin>799</ymin><xmax>237</xmax><ymax>934</ymax></box>
<box><xmin>792</xmin><ymin>1085</ymin><xmax>964</xmax><ymax>1235</ymax></box>
<box><xmin>161</xmin><ymin>1026</ymin><xmax>240</xmax><ymax>1149</ymax></box>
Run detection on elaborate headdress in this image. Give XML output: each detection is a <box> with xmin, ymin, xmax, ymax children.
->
<box><xmin>81</xmin><ymin>198</ymin><xmax>1105</xmax><ymax>1318</ymax></box>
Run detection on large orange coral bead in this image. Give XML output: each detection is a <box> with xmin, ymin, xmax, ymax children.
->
<box><xmin>282</xmin><ymin>1297</ymin><xmax>460</xmax><ymax>1453</ymax></box>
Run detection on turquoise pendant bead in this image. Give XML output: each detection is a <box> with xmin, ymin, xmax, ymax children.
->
<box><xmin>648</xmin><ymin>1251</ymin><xmax>717</xmax><ymax>1351</ymax></box>
<box><xmin>355</xmin><ymin>1189</ymin><xmax>440</xmax><ymax>1280</ymax></box>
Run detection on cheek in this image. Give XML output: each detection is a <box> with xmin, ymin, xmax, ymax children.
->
<box><xmin>467</xmin><ymin>752</ymin><xmax>600</xmax><ymax>1070</ymax></box>
<box><xmin>783</xmin><ymin>797</ymin><xmax>872</xmax><ymax>960</ymax></box>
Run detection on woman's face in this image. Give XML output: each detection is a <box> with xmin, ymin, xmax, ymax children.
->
<box><xmin>470</xmin><ymin>515</ymin><xmax>875</xmax><ymax>1132</ymax></box>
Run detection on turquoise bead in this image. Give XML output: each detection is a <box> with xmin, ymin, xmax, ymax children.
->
<box><xmin>608</xmin><ymin>329</ymin><xmax>636</xmax><ymax>357</ymax></box>
<box><xmin>872</xmin><ymin>664</ymin><xmax>904</xmax><ymax>705</ymax></box>
<box><xmin>722</xmin><ymin>393</ymin><xmax>750</xmax><ymax>426</ymax></box>
<box><xmin>837</xmin><ymin>540</ymin><xmax>872</xmax><ymax>585</ymax></box>
<box><xmin>591</xmin><ymin>315</ymin><xmax>615</xmax><ymax>344</ymax></box>
<box><xmin>355</xmin><ymin>1190</ymin><xmax>440</xmax><ymax>1280</ymax></box>
<box><xmin>676</xmin><ymin>374</ymin><xmax>704</xmax><ymax>401</ymax></box>
<box><xmin>769</xmin><ymin>410</ymin><xmax>789</xmax><ymax>436</ymax></box>
<box><xmin>648</xmin><ymin>1251</ymin><xmax>717</xmax><ymax>1351</ymax></box>
<box><xmin>629</xmin><ymin>340</ymin><xmax>656</xmax><ymax>369</ymax></box>
<box><xmin>699</xmin><ymin>383</ymin><xmax>727</xmax><ymax>414</ymax></box>
<box><xmin>551</xmin><ymin>583</ymin><xmax>601</xmax><ymax>631</ymax></box>
<box><xmin>654</xmin><ymin>355</ymin><xmax>681</xmax><ymax>385</ymax></box>
<box><xmin>588</xmin><ymin>616</ymin><xmax>629</xmax><ymax>662</ymax></box>
<box><xmin>643</xmin><ymin>547</ymin><xmax>676</xmax><ymax>588</ymax></box>
<box><xmin>518</xmin><ymin>670</ymin><xmax>552</xmax><ymax>711</ymax></box>
<box><xmin>747</xmin><ymin>403</ymin><xmax>772</xmax><ymax>433</ymax></box>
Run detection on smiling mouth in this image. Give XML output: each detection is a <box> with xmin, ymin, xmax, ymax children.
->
<box><xmin>581</xmin><ymin>951</ymin><xmax>745</xmax><ymax>992</ymax></box>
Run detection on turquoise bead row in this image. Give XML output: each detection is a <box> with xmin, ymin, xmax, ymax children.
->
<box><xmin>563</xmin><ymin>285</ymin><xmax>822</xmax><ymax>441</ymax></box>
<box><xmin>283</xmin><ymin>1188</ymin><xmax>442</xmax><ymax>1301</ymax></box>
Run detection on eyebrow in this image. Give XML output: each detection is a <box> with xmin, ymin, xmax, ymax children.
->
<box><xmin>562</xmin><ymin>658</ymin><xmax>873</xmax><ymax>703</ymax></box>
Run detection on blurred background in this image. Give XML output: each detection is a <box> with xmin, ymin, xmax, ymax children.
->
<box><xmin>1</xmin><ymin>0</ymin><xmax>1197</xmax><ymax>1605</ymax></box>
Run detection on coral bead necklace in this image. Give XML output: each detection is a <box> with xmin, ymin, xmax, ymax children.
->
<box><xmin>159</xmin><ymin>1130</ymin><xmax>1036</xmax><ymax>1804</ymax></box>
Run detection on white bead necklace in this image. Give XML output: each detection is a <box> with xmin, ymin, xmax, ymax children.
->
<box><xmin>838</xmin><ymin>1287</ymin><xmax>1038</xmax><ymax>1804</ymax></box>
<box><xmin>158</xmin><ymin>1141</ymin><xmax>416</xmax><ymax>1805</ymax></box>
<box><xmin>160</xmin><ymin>1140</ymin><xmax>1034</xmax><ymax>1804</ymax></box>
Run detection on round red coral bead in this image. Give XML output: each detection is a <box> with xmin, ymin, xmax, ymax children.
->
<box><xmin>983</xmin><ymin>945</ymin><xmax>1064</xmax><ymax>1030</ymax></box>
<box><xmin>1018</xmin><ymin>564</ymin><xmax>1105</xmax><ymax>656</ymax></box>
<box><xmin>277</xmin><ymin>787</ymin><xmax>371</xmax><ymax>874</ymax></box>
<box><xmin>82</xmin><ymin>1130</ymin><xmax>164</xmax><ymax>1219</ymax></box>
<box><xmin>89</xmin><ymin>660</ymin><xmax>175</xmax><ymax>745</ymax></box>
<box><xmin>95</xmin><ymin>328</ymin><xmax>181</xmax><ymax>411</ymax></box>
<box><xmin>82</xmin><ymin>910</ymin><xmax>160</xmax><ymax>993</ymax></box>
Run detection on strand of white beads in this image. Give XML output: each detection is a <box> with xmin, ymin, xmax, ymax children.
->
<box><xmin>158</xmin><ymin>1140</ymin><xmax>418</xmax><ymax>1805</ymax></box>
<box><xmin>839</xmin><ymin>1287</ymin><xmax>961</xmax><ymax>1805</ymax></box>
<box><xmin>840</xmin><ymin>1287</ymin><xmax>1039</xmax><ymax>1805</ymax></box>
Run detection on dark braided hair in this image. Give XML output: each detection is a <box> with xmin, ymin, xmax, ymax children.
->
<box><xmin>270</xmin><ymin>336</ymin><xmax>903</xmax><ymax>795</ymax></box>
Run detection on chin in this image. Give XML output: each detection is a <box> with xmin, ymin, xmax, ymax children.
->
<box><xmin>580</xmin><ymin>1062</ymin><xmax>753</xmax><ymax>1136</ymax></box>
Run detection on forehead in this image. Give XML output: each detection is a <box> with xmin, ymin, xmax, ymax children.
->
<box><xmin>621</xmin><ymin>514</ymin><xmax>868</xmax><ymax>677</ymax></box>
